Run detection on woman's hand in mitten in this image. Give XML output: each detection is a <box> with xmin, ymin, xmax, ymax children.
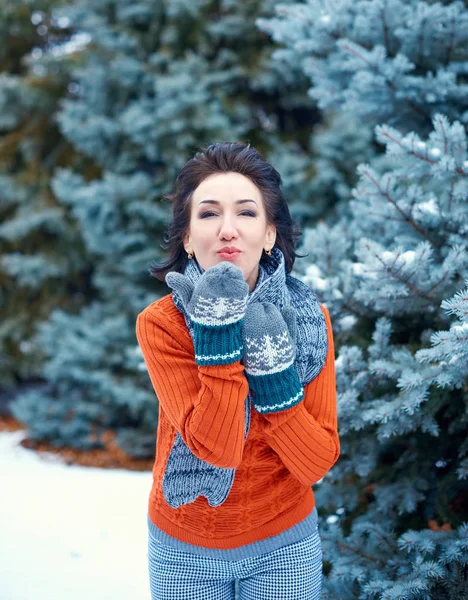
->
<box><xmin>166</xmin><ymin>262</ymin><xmax>249</xmax><ymax>365</ymax></box>
<box><xmin>242</xmin><ymin>303</ymin><xmax>304</xmax><ymax>414</ymax></box>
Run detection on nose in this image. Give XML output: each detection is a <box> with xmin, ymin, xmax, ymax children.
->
<box><xmin>218</xmin><ymin>215</ymin><xmax>239</xmax><ymax>240</ymax></box>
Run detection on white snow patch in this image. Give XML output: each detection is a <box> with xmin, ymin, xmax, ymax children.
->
<box><xmin>338</xmin><ymin>315</ymin><xmax>357</xmax><ymax>331</ymax></box>
<box><xmin>415</xmin><ymin>197</ymin><xmax>439</xmax><ymax>216</ymax></box>
<box><xmin>304</xmin><ymin>264</ymin><xmax>327</xmax><ymax>291</ymax></box>
<box><xmin>0</xmin><ymin>430</ymin><xmax>153</xmax><ymax>600</ymax></box>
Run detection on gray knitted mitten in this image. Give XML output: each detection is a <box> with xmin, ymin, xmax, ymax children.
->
<box><xmin>242</xmin><ymin>302</ymin><xmax>304</xmax><ymax>414</ymax></box>
<box><xmin>166</xmin><ymin>261</ymin><xmax>249</xmax><ymax>365</ymax></box>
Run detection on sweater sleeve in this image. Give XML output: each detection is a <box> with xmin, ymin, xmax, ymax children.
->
<box><xmin>136</xmin><ymin>305</ymin><xmax>249</xmax><ymax>469</ymax></box>
<box><xmin>257</xmin><ymin>304</ymin><xmax>340</xmax><ymax>486</ymax></box>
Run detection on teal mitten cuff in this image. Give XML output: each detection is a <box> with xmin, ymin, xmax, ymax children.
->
<box><xmin>246</xmin><ymin>363</ymin><xmax>304</xmax><ymax>414</ymax></box>
<box><xmin>242</xmin><ymin>302</ymin><xmax>304</xmax><ymax>414</ymax></box>
<box><xmin>193</xmin><ymin>319</ymin><xmax>244</xmax><ymax>366</ymax></box>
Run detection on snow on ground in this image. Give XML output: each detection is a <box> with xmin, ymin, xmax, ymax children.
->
<box><xmin>0</xmin><ymin>430</ymin><xmax>153</xmax><ymax>600</ymax></box>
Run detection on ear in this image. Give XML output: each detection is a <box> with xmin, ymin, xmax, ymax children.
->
<box><xmin>266</xmin><ymin>223</ymin><xmax>276</xmax><ymax>247</ymax></box>
<box><xmin>183</xmin><ymin>231</ymin><xmax>191</xmax><ymax>254</ymax></box>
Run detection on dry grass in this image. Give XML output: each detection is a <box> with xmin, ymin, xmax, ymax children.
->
<box><xmin>0</xmin><ymin>415</ymin><xmax>154</xmax><ymax>472</ymax></box>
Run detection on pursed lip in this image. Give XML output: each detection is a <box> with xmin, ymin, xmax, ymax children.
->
<box><xmin>217</xmin><ymin>246</ymin><xmax>242</xmax><ymax>254</ymax></box>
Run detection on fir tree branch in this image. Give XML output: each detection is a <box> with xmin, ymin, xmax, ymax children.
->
<box><xmin>363</xmin><ymin>241</ymin><xmax>436</xmax><ymax>303</ymax></box>
<box><xmin>379</xmin><ymin>128</ymin><xmax>467</xmax><ymax>178</ymax></box>
<box><xmin>415</xmin><ymin>10</ymin><xmax>427</xmax><ymax>67</ymax></box>
<box><xmin>425</xmin><ymin>251</ymin><xmax>464</xmax><ymax>297</ymax></box>
<box><xmin>321</xmin><ymin>535</ymin><xmax>404</xmax><ymax>566</ymax></box>
<box><xmin>321</xmin><ymin>535</ymin><xmax>381</xmax><ymax>563</ymax></box>
<box><xmin>444</xmin><ymin>12</ymin><xmax>456</xmax><ymax>66</ymax></box>
<box><xmin>360</xmin><ymin>167</ymin><xmax>441</xmax><ymax>248</ymax></box>
<box><xmin>340</xmin><ymin>42</ymin><xmax>433</xmax><ymax>128</ymax></box>
<box><xmin>447</xmin><ymin>180</ymin><xmax>455</xmax><ymax>213</ymax></box>
<box><xmin>379</xmin><ymin>8</ymin><xmax>392</xmax><ymax>58</ymax></box>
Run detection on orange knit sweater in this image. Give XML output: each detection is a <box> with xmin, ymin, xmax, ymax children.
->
<box><xmin>136</xmin><ymin>293</ymin><xmax>340</xmax><ymax>549</ymax></box>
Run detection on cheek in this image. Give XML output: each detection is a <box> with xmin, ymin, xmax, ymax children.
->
<box><xmin>246</xmin><ymin>229</ymin><xmax>268</xmax><ymax>244</ymax></box>
<box><xmin>197</xmin><ymin>232</ymin><xmax>214</xmax><ymax>251</ymax></box>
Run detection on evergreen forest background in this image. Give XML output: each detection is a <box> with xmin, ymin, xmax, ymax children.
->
<box><xmin>1</xmin><ymin>0</ymin><xmax>467</xmax><ymax>597</ymax></box>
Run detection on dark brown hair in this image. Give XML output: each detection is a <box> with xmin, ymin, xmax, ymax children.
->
<box><xmin>149</xmin><ymin>141</ymin><xmax>305</xmax><ymax>282</ymax></box>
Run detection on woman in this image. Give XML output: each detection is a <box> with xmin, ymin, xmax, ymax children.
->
<box><xmin>136</xmin><ymin>141</ymin><xmax>340</xmax><ymax>600</ymax></box>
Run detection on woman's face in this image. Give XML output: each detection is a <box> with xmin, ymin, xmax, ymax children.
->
<box><xmin>184</xmin><ymin>172</ymin><xmax>276</xmax><ymax>292</ymax></box>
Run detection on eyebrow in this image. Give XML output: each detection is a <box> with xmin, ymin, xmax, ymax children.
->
<box><xmin>198</xmin><ymin>199</ymin><xmax>258</xmax><ymax>207</ymax></box>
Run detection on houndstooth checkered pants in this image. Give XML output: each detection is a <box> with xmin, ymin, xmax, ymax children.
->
<box><xmin>147</xmin><ymin>521</ymin><xmax>323</xmax><ymax>599</ymax></box>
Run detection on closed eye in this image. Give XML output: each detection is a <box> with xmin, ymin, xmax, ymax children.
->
<box><xmin>200</xmin><ymin>211</ymin><xmax>256</xmax><ymax>218</ymax></box>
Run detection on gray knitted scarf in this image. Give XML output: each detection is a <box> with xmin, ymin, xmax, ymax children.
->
<box><xmin>162</xmin><ymin>247</ymin><xmax>328</xmax><ymax>508</ymax></box>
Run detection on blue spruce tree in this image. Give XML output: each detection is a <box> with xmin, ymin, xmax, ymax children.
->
<box><xmin>0</xmin><ymin>2</ymin><xmax>89</xmax><ymax>396</ymax></box>
<box><xmin>10</xmin><ymin>0</ymin><xmax>326</xmax><ymax>459</ymax></box>
<box><xmin>258</xmin><ymin>1</ymin><xmax>468</xmax><ymax>597</ymax></box>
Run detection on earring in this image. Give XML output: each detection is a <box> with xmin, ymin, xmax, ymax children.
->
<box><xmin>264</xmin><ymin>248</ymin><xmax>272</xmax><ymax>256</ymax></box>
<box><xmin>187</xmin><ymin>250</ymin><xmax>194</xmax><ymax>259</ymax></box>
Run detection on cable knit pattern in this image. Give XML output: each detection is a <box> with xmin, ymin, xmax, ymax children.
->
<box><xmin>135</xmin><ymin>294</ymin><xmax>340</xmax><ymax>550</ymax></box>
